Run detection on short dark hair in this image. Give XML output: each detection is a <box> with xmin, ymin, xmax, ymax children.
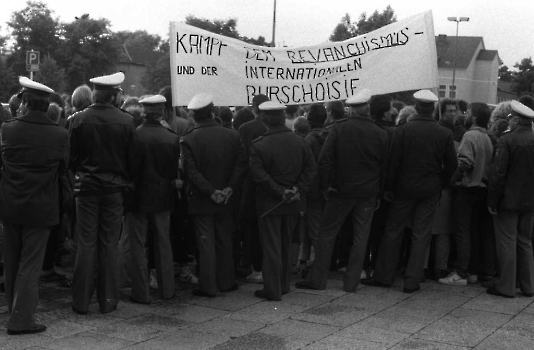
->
<box><xmin>9</xmin><ymin>94</ymin><xmax>21</xmax><ymax>117</ymax></box>
<box><xmin>326</xmin><ymin>101</ymin><xmax>344</xmax><ymax>120</ymax></box>
<box><xmin>21</xmin><ymin>91</ymin><xmax>50</xmax><ymax>112</ymax></box>
<box><xmin>233</xmin><ymin>107</ymin><xmax>254</xmax><ymax>130</ymax></box>
<box><xmin>260</xmin><ymin>110</ymin><xmax>285</xmax><ymax>127</ymax></box>
<box><xmin>434</xmin><ymin>98</ymin><xmax>457</xmax><ymax>120</ymax></box>
<box><xmin>517</xmin><ymin>116</ymin><xmax>533</xmax><ymax>127</ymax></box>
<box><xmin>415</xmin><ymin>101</ymin><xmax>435</xmax><ymax>115</ymax></box>
<box><xmin>370</xmin><ymin>94</ymin><xmax>391</xmax><ymax>121</ymax></box>
<box><xmin>219</xmin><ymin>106</ymin><xmax>233</xmax><ymax>127</ymax></box>
<box><xmin>93</xmin><ymin>89</ymin><xmax>119</xmax><ymax>104</ymax></box>
<box><xmin>468</xmin><ymin>102</ymin><xmax>491</xmax><ymax>128</ymax></box>
<box><xmin>519</xmin><ymin>95</ymin><xmax>534</xmax><ymax>111</ymax></box>
<box><xmin>192</xmin><ymin>104</ymin><xmax>213</xmax><ymax>122</ymax></box>
<box><xmin>306</xmin><ymin>103</ymin><xmax>327</xmax><ymax>129</ymax></box>
<box><xmin>457</xmin><ymin>99</ymin><xmax>468</xmax><ymax>114</ymax></box>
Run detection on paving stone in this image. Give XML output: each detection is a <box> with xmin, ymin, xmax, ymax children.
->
<box><xmin>356</xmin><ymin>314</ymin><xmax>428</xmax><ymax>334</ymax></box>
<box><xmin>373</xmin><ymin>305</ymin><xmax>446</xmax><ymax>324</ymax></box>
<box><xmin>36</xmin><ymin>308</ymin><xmax>120</xmax><ymax>329</ymax></box>
<box><xmin>228</xmin><ymin>301</ymin><xmax>307</xmax><ymax>325</ymax></box>
<box><xmin>499</xmin><ymin>312</ymin><xmax>534</xmax><ymax>340</ymax></box>
<box><xmin>211</xmin><ymin>332</ymin><xmax>292</xmax><ymax>350</ymax></box>
<box><xmin>291</xmin><ymin>302</ymin><xmax>373</xmax><ymax>327</ymax></box>
<box><xmin>92</xmin><ymin>314</ymin><xmax>188</xmax><ymax>341</ymax></box>
<box><xmin>38</xmin><ymin>332</ymin><xmax>134</xmax><ymax>350</ymax></box>
<box><xmin>0</xmin><ymin>333</ymin><xmax>50</xmax><ymax>350</ymax></box>
<box><xmin>397</xmin><ymin>292</ymin><xmax>470</xmax><ymax>313</ymax></box>
<box><xmin>280</xmin><ymin>290</ymin><xmax>338</xmax><ymax>307</ymax></box>
<box><xmin>124</xmin><ymin>328</ymin><xmax>230</xmax><ymax>350</ymax></box>
<box><xmin>356</xmin><ymin>285</ymin><xmax>413</xmax><ymax>300</ymax></box>
<box><xmin>33</xmin><ymin>319</ymin><xmax>94</xmax><ymax>339</ymax></box>
<box><xmin>189</xmin><ymin>290</ymin><xmax>262</xmax><ymax>311</ymax></box>
<box><xmin>331</xmin><ymin>292</ymin><xmax>401</xmax><ymax>312</ymax></box>
<box><xmin>447</xmin><ymin>308</ymin><xmax>513</xmax><ymax>328</ymax></box>
<box><xmin>390</xmin><ymin>339</ymin><xmax>471</xmax><ymax>349</ymax></box>
<box><xmin>196</xmin><ymin>316</ymin><xmax>265</xmax><ymax>337</ymax></box>
<box><xmin>422</xmin><ymin>283</ymin><xmax>485</xmax><ymax>298</ymax></box>
<box><xmin>261</xmin><ymin>318</ymin><xmax>339</xmax><ymax>341</ymax></box>
<box><xmin>302</xmin><ymin>335</ymin><xmax>389</xmax><ymax>350</ymax></box>
<box><xmin>461</xmin><ymin>292</ymin><xmax>533</xmax><ymax>315</ymax></box>
<box><xmin>473</xmin><ymin>330</ymin><xmax>534</xmax><ymax>350</ymax></box>
<box><xmin>163</xmin><ymin>303</ymin><xmax>230</xmax><ymax>323</ymax></box>
<box><xmin>289</xmin><ymin>279</ymin><xmax>348</xmax><ymax>297</ymax></box>
<box><xmin>336</xmin><ymin>323</ymin><xmax>409</xmax><ymax>346</ymax></box>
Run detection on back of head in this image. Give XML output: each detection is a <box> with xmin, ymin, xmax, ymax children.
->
<box><xmin>490</xmin><ymin>101</ymin><xmax>512</xmax><ymax>122</ymax></box>
<box><xmin>233</xmin><ymin>107</ymin><xmax>254</xmax><ymax>130</ymax></box>
<box><xmin>519</xmin><ymin>95</ymin><xmax>534</xmax><ymax>111</ymax></box>
<box><xmin>286</xmin><ymin>104</ymin><xmax>299</xmax><ymax>118</ymax></box>
<box><xmin>93</xmin><ymin>89</ymin><xmax>119</xmax><ymax>105</ymax></box>
<box><xmin>46</xmin><ymin>102</ymin><xmax>61</xmax><ymax>123</ymax></box>
<box><xmin>9</xmin><ymin>94</ymin><xmax>21</xmax><ymax>118</ymax></box>
<box><xmin>219</xmin><ymin>106</ymin><xmax>233</xmax><ymax>127</ymax></box>
<box><xmin>370</xmin><ymin>94</ymin><xmax>391</xmax><ymax>121</ymax></box>
<box><xmin>72</xmin><ymin>84</ymin><xmax>93</xmax><ymax>111</ymax></box>
<box><xmin>121</xmin><ymin>96</ymin><xmax>140</xmax><ymax>110</ymax></box>
<box><xmin>293</xmin><ymin>116</ymin><xmax>311</xmax><ymax>136</ymax></box>
<box><xmin>468</xmin><ymin>102</ymin><xmax>491</xmax><ymax>129</ymax></box>
<box><xmin>21</xmin><ymin>91</ymin><xmax>50</xmax><ymax>113</ymax></box>
<box><xmin>125</xmin><ymin>105</ymin><xmax>144</xmax><ymax>127</ymax></box>
<box><xmin>306</xmin><ymin>103</ymin><xmax>327</xmax><ymax>129</ymax></box>
<box><xmin>397</xmin><ymin>106</ymin><xmax>417</xmax><ymax>125</ymax></box>
<box><xmin>325</xmin><ymin>101</ymin><xmax>345</xmax><ymax>121</ymax></box>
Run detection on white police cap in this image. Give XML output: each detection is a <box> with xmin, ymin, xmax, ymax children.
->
<box><xmin>511</xmin><ymin>100</ymin><xmax>534</xmax><ymax>119</ymax></box>
<box><xmin>259</xmin><ymin>101</ymin><xmax>286</xmax><ymax>111</ymax></box>
<box><xmin>346</xmin><ymin>89</ymin><xmax>371</xmax><ymax>106</ymax></box>
<box><xmin>89</xmin><ymin>72</ymin><xmax>125</xmax><ymax>91</ymax></box>
<box><xmin>188</xmin><ymin>93</ymin><xmax>214</xmax><ymax>110</ymax></box>
<box><xmin>413</xmin><ymin>89</ymin><xmax>438</xmax><ymax>103</ymax></box>
<box><xmin>139</xmin><ymin>95</ymin><xmax>166</xmax><ymax>105</ymax></box>
<box><xmin>17</xmin><ymin>76</ymin><xmax>54</xmax><ymax>97</ymax></box>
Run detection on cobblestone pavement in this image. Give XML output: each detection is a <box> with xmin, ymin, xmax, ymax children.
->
<box><xmin>1</xmin><ymin>270</ymin><xmax>534</xmax><ymax>350</ymax></box>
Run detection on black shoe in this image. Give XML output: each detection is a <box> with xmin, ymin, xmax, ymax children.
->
<box><xmin>129</xmin><ymin>297</ymin><xmax>150</xmax><ymax>305</ymax></box>
<box><xmin>40</xmin><ymin>270</ymin><xmax>67</xmax><ymax>282</ymax></box>
<box><xmin>192</xmin><ymin>289</ymin><xmax>216</xmax><ymax>298</ymax></box>
<box><xmin>8</xmin><ymin>324</ymin><xmax>46</xmax><ymax>335</ymax></box>
<box><xmin>522</xmin><ymin>292</ymin><xmax>534</xmax><ymax>297</ymax></box>
<box><xmin>360</xmin><ymin>279</ymin><xmax>391</xmax><ymax>288</ymax></box>
<box><xmin>72</xmin><ymin>306</ymin><xmax>88</xmax><ymax>315</ymax></box>
<box><xmin>481</xmin><ymin>277</ymin><xmax>499</xmax><ymax>289</ymax></box>
<box><xmin>403</xmin><ymin>286</ymin><xmax>421</xmax><ymax>294</ymax></box>
<box><xmin>254</xmin><ymin>290</ymin><xmax>281</xmax><ymax>301</ymax></box>
<box><xmin>221</xmin><ymin>283</ymin><xmax>239</xmax><ymax>292</ymax></box>
<box><xmin>487</xmin><ymin>287</ymin><xmax>514</xmax><ymax>298</ymax></box>
<box><xmin>295</xmin><ymin>281</ymin><xmax>320</xmax><ymax>290</ymax></box>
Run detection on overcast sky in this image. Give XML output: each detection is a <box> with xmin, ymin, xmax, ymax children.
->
<box><xmin>1</xmin><ymin>0</ymin><xmax>532</xmax><ymax>68</ymax></box>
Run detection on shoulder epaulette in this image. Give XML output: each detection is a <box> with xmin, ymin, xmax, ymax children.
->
<box><xmin>252</xmin><ymin>135</ymin><xmax>263</xmax><ymax>143</ymax></box>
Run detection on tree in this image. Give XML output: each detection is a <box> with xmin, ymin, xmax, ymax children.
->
<box><xmin>185</xmin><ymin>16</ymin><xmax>271</xmax><ymax>46</ymax></box>
<box><xmin>36</xmin><ymin>55</ymin><xmax>66</xmax><ymax>93</ymax></box>
<box><xmin>141</xmin><ymin>51</ymin><xmax>171</xmax><ymax>94</ymax></box>
<box><xmin>329</xmin><ymin>6</ymin><xmax>397</xmax><ymax>42</ymax></box>
<box><xmin>513</xmin><ymin>57</ymin><xmax>534</xmax><ymax>96</ymax></box>
<box><xmin>498</xmin><ymin>64</ymin><xmax>514</xmax><ymax>82</ymax></box>
<box><xmin>57</xmin><ymin>14</ymin><xmax>119</xmax><ymax>92</ymax></box>
<box><xmin>7</xmin><ymin>1</ymin><xmax>61</xmax><ymax>76</ymax></box>
<box><xmin>114</xmin><ymin>30</ymin><xmax>162</xmax><ymax>51</ymax></box>
<box><xmin>0</xmin><ymin>60</ymin><xmax>18</xmax><ymax>102</ymax></box>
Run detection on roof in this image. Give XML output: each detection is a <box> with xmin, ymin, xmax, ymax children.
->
<box><xmin>476</xmin><ymin>50</ymin><xmax>498</xmax><ymax>62</ymax></box>
<box><xmin>435</xmin><ymin>36</ymin><xmax>484</xmax><ymax>69</ymax></box>
<box><xmin>118</xmin><ymin>45</ymin><xmax>163</xmax><ymax>65</ymax></box>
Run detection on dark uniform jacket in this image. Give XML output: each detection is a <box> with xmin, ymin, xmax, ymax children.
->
<box><xmin>305</xmin><ymin>127</ymin><xmax>329</xmax><ymax>202</ymax></box>
<box><xmin>318</xmin><ymin>117</ymin><xmax>388</xmax><ymax>199</ymax></box>
<box><xmin>238</xmin><ymin>118</ymin><xmax>267</xmax><ymax>220</ymax></box>
<box><xmin>181</xmin><ymin>119</ymin><xmax>247</xmax><ymax>215</ymax></box>
<box><xmin>0</xmin><ymin>110</ymin><xmax>70</xmax><ymax>227</ymax></box>
<box><xmin>130</xmin><ymin>118</ymin><xmax>180</xmax><ymax>213</ymax></box>
<box><xmin>69</xmin><ymin>103</ymin><xmax>139</xmax><ymax>196</ymax></box>
<box><xmin>386</xmin><ymin>113</ymin><xmax>457</xmax><ymax>199</ymax></box>
<box><xmin>488</xmin><ymin>125</ymin><xmax>534</xmax><ymax>212</ymax></box>
<box><xmin>250</xmin><ymin>125</ymin><xmax>316</xmax><ymax>215</ymax></box>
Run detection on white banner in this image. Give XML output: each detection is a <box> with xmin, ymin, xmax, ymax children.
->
<box><xmin>170</xmin><ymin>11</ymin><xmax>438</xmax><ymax>106</ymax></box>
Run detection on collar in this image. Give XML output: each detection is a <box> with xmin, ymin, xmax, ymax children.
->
<box><xmin>89</xmin><ymin>103</ymin><xmax>118</xmax><ymax>110</ymax></box>
<box><xmin>141</xmin><ymin>118</ymin><xmax>164</xmax><ymax>126</ymax></box>
<box><xmin>468</xmin><ymin>126</ymin><xmax>487</xmax><ymax>133</ymax></box>
<box><xmin>16</xmin><ymin>110</ymin><xmax>57</xmax><ymax>125</ymax></box>
<box><xmin>264</xmin><ymin>125</ymin><xmax>292</xmax><ymax>136</ymax></box>
<box><xmin>194</xmin><ymin>119</ymin><xmax>220</xmax><ymax>129</ymax></box>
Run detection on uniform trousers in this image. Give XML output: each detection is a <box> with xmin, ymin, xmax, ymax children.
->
<box><xmin>126</xmin><ymin>210</ymin><xmax>175</xmax><ymax>302</ymax></box>
<box><xmin>194</xmin><ymin>211</ymin><xmax>235</xmax><ymax>295</ymax></box>
<box><xmin>306</xmin><ymin>196</ymin><xmax>376</xmax><ymax>291</ymax></box>
<box><xmin>72</xmin><ymin>192</ymin><xmax>123</xmax><ymax>313</ymax></box>
<box><xmin>3</xmin><ymin>223</ymin><xmax>50</xmax><ymax>330</ymax></box>
<box><xmin>258</xmin><ymin>214</ymin><xmax>299</xmax><ymax>300</ymax></box>
<box><xmin>493</xmin><ymin>210</ymin><xmax>534</xmax><ymax>296</ymax></box>
<box><xmin>118</xmin><ymin>218</ymin><xmax>131</xmax><ymax>289</ymax></box>
<box><xmin>374</xmin><ymin>194</ymin><xmax>439</xmax><ymax>290</ymax></box>
<box><xmin>303</xmin><ymin>200</ymin><xmax>325</xmax><ymax>261</ymax></box>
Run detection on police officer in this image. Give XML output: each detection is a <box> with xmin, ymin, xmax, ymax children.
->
<box><xmin>296</xmin><ymin>89</ymin><xmax>388</xmax><ymax>292</ymax></box>
<box><xmin>70</xmin><ymin>72</ymin><xmax>139</xmax><ymax>314</ymax></box>
<box><xmin>181</xmin><ymin>93</ymin><xmax>247</xmax><ymax>297</ymax></box>
<box><xmin>250</xmin><ymin>101</ymin><xmax>316</xmax><ymax>301</ymax></box>
<box><xmin>126</xmin><ymin>94</ymin><xmax>180</xmax><ymax>304</ymax></box>
<box><xmin>0</xmin><ymin>77</ymin><xmax>70</xmax><ymax>334</ymax></box>
<box><xmin>363</xmin><ymin>90</ymin><xmax>457</xmax><ymax>293</ymax></box>
<box><xmin>487</xmin><ymin>100</ymin><xmax>534</xmax><ymax>298</ymax></box>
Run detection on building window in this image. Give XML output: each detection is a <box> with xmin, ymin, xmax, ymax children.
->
<box><xmin>439</xmin><ymin>85</ymin><xmax>446</xmax><ymax>98</ymax></box>
<box><xmin>449</xmin><ymin>85</ymin><xmax>456</xmax><ymax>99</ymax></box>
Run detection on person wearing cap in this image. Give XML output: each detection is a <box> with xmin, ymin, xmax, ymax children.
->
<box><xmin>250</xmin><ymin>100</ymin><xmax>316</xmax><ymax>301</ymax></box>
<box><xmin>486</xmin><ymin>100</ymin><xmax>534</xmax><ymax>298</ymax></box>
<box><xmin>363</xmin><ymin>89</ymin><xmax>457</xmax><ymax>293</ymax></box>
<box><xmin>124</xmin><ymin>95</ymin><xmax>180</xmax><ymax>303</ymax></box>
<box><xmin>237</xmin><ymin>94</ymin><xmax>270</xmax><ymax>283</ymax></box>
<box><xmin>295</xmin><ymin>89</ymin><xmax>388</xmax><ymax>292</ymax></box>
<box><xmin>69</xmin><ymin>72</ymin><xmax>139</xmax><ymax>314</ymax></box>
<box><xmin>0</xmin><ymin>77</ymin><xmax>70</xmax><ymax>335</ymax></box>
<box><xmin>181</xmin><ymin>92</ymin><xmax>247</xmax><ymax>297</ymax></box>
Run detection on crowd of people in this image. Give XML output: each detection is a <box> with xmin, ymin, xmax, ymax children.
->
<box><xmin>1</xmin><ymin>71</ymin><xmax>534</xmax><ymax>336</ymax></box>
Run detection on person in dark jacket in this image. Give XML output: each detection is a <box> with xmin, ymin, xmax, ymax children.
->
<box><xmin>181</xmin><ymin>93</ymin><xmax>247</xmax><ymax>297</ymax></box>
<box><xmin>250</xmin><ymin>101</ymin><xmax>316</xmax><ymax>301</ymax></box>
<box><xmin>363</xmin><ymin>90</ymin><xmax>457</xmax><ymax>293</ymax></box>
<box><xmin>0</xmin><ymin>77</ymin><xmax>70</xmax><ymax>335</ymax></box>
<box><xmin>486</xmin><ymin>100</ymin><xmax>534</xmax><ymax>298</ymax></box>
<box><xmin>69</xmin><ymin>72</ymin><xmax>139</xmax><ymax>315</ymax></box>
<box><xmin>296</xmin><ymin>89</ymin><xmax>388</xmax><ymax>292</ymax></box>
<box><xmin>237</xmin><ymin>94</ymin><xmax>270</xmax><ymax>283</ymax></box>
<box><xmin>125</xmin><ymin>95</ymin><xmax>180</xmax><ymax>303</ymax></box>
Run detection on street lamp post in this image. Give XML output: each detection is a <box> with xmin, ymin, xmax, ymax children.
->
<box><xmin>272</xmin><ymin>0</ymin><xmax>277</xmax><ymax>47</ymax></box>
<box><xmin>447</xmin><ymin>16</ymin><xmax>469</xmax><ymax>98</ymax></box>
